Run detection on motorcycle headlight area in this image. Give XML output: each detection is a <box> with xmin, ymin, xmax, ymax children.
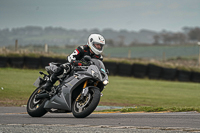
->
<box><xmin>103</xmin><ymin>80</ymin><xmax>109</xmax><ymax>85</ymax></box>
<box><xmin>91</xmin><ymin>70</ymin><xmax>100</xmax><ymax>80</ymax></box>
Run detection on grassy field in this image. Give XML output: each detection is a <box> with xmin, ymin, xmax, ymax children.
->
<box><xmin>0</xmin><ymin>68</ymin><xmax>200</xmax><ymax>112</ymax></box>
<box><xmin>104</xmin><ymin>45</ymin><xmax>199</xmax><ymax>60</ymax></box>
<box><xmin>0</xmin><ymin>68</ymin><xmax>40</xmax><ymax>106</ymax></box>
<box><xmin>48</xmin><ymin>45</ymin><xmax>199</xmax><ymax>60</ymax></box>
<box><xmin>101</xmin><ymin>76</ymin><xmax>200</xmax><ymax>108</ymax></box>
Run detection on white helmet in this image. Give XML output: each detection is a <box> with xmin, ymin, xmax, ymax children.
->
<box><xmin>87</xmin><ymin>34</ymin><xmax>105</xmax><ymax>55</ymax></box>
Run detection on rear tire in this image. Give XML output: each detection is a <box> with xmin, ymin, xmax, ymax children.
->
<box><xmin>27</xmin><ymin>87</ymin><xmax>48</xmax><ymax>117</ymax></box>
<box><xmin>72</xmin><ymin>87</ymin><xmax>100</xmax><ymax>118</ymax></box>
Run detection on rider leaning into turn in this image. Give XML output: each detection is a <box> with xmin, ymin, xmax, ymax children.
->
<box><xmin>42</xmin><ymin>34</ymin><xmax>106</xmax><ymax>92</ymax></box>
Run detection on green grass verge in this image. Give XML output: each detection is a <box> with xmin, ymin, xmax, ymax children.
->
<box><xmin>101</xmin><ymin>76</ymin><xmax>200</xmax><ymax>107</ymax></box>
<box><xmin>0</xmin><ymin>68</ymin><xmax>41</xmax><ymax>106</ymax></box>
<box><xmin>98</xmin><ymin>106</ymin><xmax>200</xmax><ymax>113</ymax></box>
<box><xmin>0</xmin><ymin>68</ymin><xmax>200</xmax><ymax>113</ymax></box>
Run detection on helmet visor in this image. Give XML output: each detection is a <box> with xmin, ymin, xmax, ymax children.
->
<box><xmin>92</xmin><ymin>42</ymin><xmax>104</xmax><ymax>51</ymax></box>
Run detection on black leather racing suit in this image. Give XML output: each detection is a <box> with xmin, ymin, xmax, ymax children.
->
<box><xmin>67</xmin><ymin>45</ymin><xmax>103</xmax><ymax>62</ymax></box>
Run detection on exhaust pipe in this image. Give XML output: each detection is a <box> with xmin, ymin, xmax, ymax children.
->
<box><xmin>35</xmin><ymin>93</ymin><xmax>49</xmax><ymax>100</ymax></box>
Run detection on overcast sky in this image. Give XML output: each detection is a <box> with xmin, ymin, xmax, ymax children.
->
<box><xmin>0</xmin><ymin>0</ymin><xmax>199</xmax><ymax>32</ymax></box>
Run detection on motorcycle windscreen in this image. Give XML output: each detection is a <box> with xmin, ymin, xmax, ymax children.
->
<box><xmin>91</xmin><ymin>59</ymin><xmax>106</xmax><ymax>73</ymax></box>
<box><xmin>33</xmin><ymin>76</ymin><xmax>41</xmax><ymax>87</ymax></box>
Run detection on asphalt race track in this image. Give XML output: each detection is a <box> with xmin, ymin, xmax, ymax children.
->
<box><xmin>0</xmin><ymin>107</ymin><xmax>200</xmax><ymax>133</ymax></box>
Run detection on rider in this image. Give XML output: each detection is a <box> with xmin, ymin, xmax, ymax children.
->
<box><xmin>42</xmin><ymin>34</ymin><xmax>106</xmax><ymax>91</ymax></box>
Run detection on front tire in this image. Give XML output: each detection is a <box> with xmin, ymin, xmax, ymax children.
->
<box><xmin>72</xmin><ymin>87</ymin><xmax>100</xmax><ymax>118</ymax></box>
<box><xmin>27</xmin><ymin>87</ymin><xmax>48</xmax><ymax>117</ymax></box>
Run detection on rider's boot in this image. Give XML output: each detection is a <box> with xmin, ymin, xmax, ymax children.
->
<box><xmin>43</xmin><ymin>65</ymin><xmax>67</xmax><ymax>92</ymax></box>
<box><xmin>42</xmin><ymin>81</ymin><xmax>53</xmax><ymax>92</ymax></box>
<box><xmin>42</xmin><ymin>73</ymin><xmax>58</xmax><ymax>92</ymax></box>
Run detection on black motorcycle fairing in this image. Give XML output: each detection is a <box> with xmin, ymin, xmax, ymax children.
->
<box><xmin>28</xmin><ymin>57</ymin><xmax>109</xmax><ymax>118</ymax></box>
<box><xmin>91</xmin><ymin>59</ymin><xmax>108</xmax><ymax>81</ymax></box>
<box><xmin>43</xmin><ymin>75</ymin><xmax>92</xmax><ymax>111</ymax></box>
<box><xmin>43</xmin><ymin>91</ymin><xmax>70</xmax><ymax>110</ymax></box>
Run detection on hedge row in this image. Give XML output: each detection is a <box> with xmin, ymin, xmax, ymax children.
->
<box><xmin>0</xmin><ymin>56</ymin><xmax>200</xmax><ymax>83</ymax></box>
<box><xmin>104</xmin><ymin>62</ymin><xmax>200</xmax><ymax>83</ymax></box>
<box><xmin>0</xmin><ymin>56</ymin><xmax>67</xmax><ymax>69</ymax></box>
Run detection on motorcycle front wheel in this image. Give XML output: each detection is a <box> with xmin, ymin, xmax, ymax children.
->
<box><xmin>72</xmin><ymin>87</ymin><xmax>100</xmax><ymax>118</ymax></box>
<box><xmin>27</xmin><ymin>87</ymin><xmax>48</xmax><ymax>117</ymax></box>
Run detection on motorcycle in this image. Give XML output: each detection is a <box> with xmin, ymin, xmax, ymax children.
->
<box><xmin>27</xmin><ymin>56</ymin><xmax>109</xmax><ymax>118</ymax></box>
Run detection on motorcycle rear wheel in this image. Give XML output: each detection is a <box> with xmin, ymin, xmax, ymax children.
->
<box><xmin>27</xmin><ymin>87</ymin><xmax>48</xmax><ymax>117</ymax></box>
<box><xmin>72</xmin><ymin>87</ymin><xmax>100</xmax><ymax>118</ymax></box>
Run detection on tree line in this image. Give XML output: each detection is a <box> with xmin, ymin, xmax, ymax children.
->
<box><xmin>0</xmin><ymin>26</ymin><xmax>199</xmax><ymax>46</ymax></box>
<box><xmin>152</xmin><ymin>27</ymin><xmax>200</xmax><ymax>45</ymax></box>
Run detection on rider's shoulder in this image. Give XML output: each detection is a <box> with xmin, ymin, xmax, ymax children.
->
<box><xmin>78</xmin><ymin>45</ymin><xmax>89</xmax><ymax>51</ymax></box>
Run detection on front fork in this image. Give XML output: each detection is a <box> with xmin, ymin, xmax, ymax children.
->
<box><xmin>76</xmin><ymin>80</ymin><xmax>99</xmax><ymax>101</ymax></box>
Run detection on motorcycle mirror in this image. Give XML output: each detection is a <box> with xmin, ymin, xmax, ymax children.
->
<box><xmin>84</xmin><ymin>55</ymin><xmax>91</xmax><ymax>62</ymax></box>
<box><xmin>106</xmin><ymin>69</ymin><xmax>109</xmax><ymax>75</ymax></box>
<box><xmin>39</xmin><ymin>71</ymin><xmax>44</xmax><ymax>75</ymax></box>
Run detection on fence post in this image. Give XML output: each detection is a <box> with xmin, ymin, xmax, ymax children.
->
<box><xmin>128</xmin><ymin>50</ymin><xmax>131</xmax><ymax>58</ymax></box>
<box><xmin>45</xmin><ymin>44</ymin><xmax>48</xmax><ymax>53</ymax></box>
<box><xmin>15</xmin><ymin>39</ymin><xmax>18</xmax><ymax>51</ymax></box>
<box><xmin>198</xmin><ymin>42</ymin><xmax>200</xmax><ymax>66</ymax></box>
<box><xmin>163</xmin><ymin>52</ymin><xmax>165</xmax><ymax>62</ymax></box>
